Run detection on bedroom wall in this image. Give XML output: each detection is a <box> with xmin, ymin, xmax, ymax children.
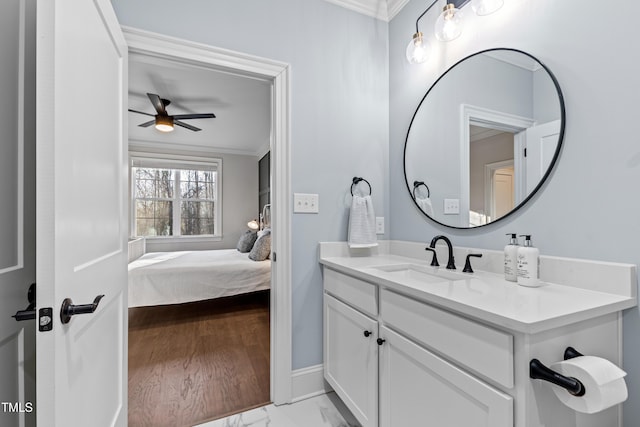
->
<box><xmin>113</xmin><ymin>0</ymin><xmax>389</xmax><ymax>371</ymax></box>
<box><xmin>389</xmin><ymin>0</ymin><xmax>640</xmax><ymax>420</ymax></box>
<box><xmin>129</xmin><ymin>143</ymin><xmax>258</xmax><ymax>253</ymax></box>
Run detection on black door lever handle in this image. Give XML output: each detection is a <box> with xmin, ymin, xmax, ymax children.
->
<box><xmin>12</xmin><ymin>283</ymin><xmax>36</xmax><ymax>321</ymax></box>
<box><xmin>60</xmin><ymin>295</ymin><xmax>105</xmax><ymax>324</ymax></box>
<box><xmin>12</xmin><ymin>308</ymin><xmax>36</xmax><ymax>321</ymax></box>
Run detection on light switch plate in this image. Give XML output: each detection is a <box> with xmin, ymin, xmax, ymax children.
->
<box><xmin>294</xmin><ymin>193</ymin><xmax>319</xmax><ymax>213</ymax></box>
<box><xmin>444</xmin><ymin>198</ymin><xmax>460</xmax><ymax>215</ymax></box>
<box><xmin>376</xmin><ymin>217</ymin><xmax>384</xmax><ymax>234</ymax></box>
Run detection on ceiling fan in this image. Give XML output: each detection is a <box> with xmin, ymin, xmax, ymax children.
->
<box><xmin>128</xmin><ymin>93</ymin><xmax>216</xmax><ymax>132</ymax></box>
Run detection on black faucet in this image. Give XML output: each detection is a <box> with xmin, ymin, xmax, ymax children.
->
<box><xmin>429</xmin><ymin>235</ymin><xmax>456</xmax><ymax>270</ymax></box>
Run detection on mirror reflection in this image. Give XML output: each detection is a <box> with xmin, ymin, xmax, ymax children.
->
<box><xmin>404</xmin><ymin>48</ymin><xmax>565</xmax><ymax>228</ymax></box>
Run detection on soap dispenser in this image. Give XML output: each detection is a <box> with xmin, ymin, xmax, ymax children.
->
<box><xmin>517</xmin><ymin>235</ymin><xmax>540</xmax><ymax>287</ymax></box>
<box><xmin>504</xmin><ymin>233</ymin><xmax>519</xmax><ymax>282</ymax></box>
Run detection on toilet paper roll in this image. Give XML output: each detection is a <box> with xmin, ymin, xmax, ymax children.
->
<box><xmin>549</xmin><ymin>356</ymin><xmax>627</xmax><ymax>414</ymax></box>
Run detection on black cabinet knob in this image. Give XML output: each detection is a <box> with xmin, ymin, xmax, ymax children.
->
<box><xmin>377</xmin><ymin>338</ymin><xmax>386</xmax><ymax>346</ymax></box>
<box><xmin>363</xmin><ymin>330</ymin><xmax>372</xmax><ymax>337</ymax></box>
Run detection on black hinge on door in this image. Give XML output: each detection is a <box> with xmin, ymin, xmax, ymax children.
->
<box><xmin>272</xmin><ymin>252</ymin><xmax>277</xmax><ymax>262</ymax></box>
<box><xmin>524</xmin><ymin>148</ymin><xmax>527</xmax><ymax>157</ymax></box>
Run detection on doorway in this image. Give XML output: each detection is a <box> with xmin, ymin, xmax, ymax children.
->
<box><xmin>460</xmin><ymin>104</ymin><xmax>535</xmax><ymax>227</ymax></box>
<box><xmin>123</xmin><ymin>27</ymin><xmax>292</xmax><ymax>424</ymax></box>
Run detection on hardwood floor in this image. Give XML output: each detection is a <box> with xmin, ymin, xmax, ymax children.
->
<box><xmin>128</xmin><ymin>291</ymin><xmax>270</xmax><ymax>427</ymax></box>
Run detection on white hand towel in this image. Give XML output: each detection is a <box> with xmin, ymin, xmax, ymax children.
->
<box><xmin>348</xmin><ymin>194</ymin><xmax>378</xmax><ymax>248</ymax></box>
<box><xmin>416</xmin><ymin>196</ymin><xmax>434</xmax><ymax>217</ymax></box>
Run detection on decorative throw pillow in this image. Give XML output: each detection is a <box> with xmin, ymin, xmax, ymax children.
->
<box><xmin>249</xmin><ymin>229</ymin><xmax>271</xmax><ymax>261</ymax></box>
<box><xmin>236</xmin><ymin>230</ymin><xmax>258</xmax><ymax>253</ymax></box>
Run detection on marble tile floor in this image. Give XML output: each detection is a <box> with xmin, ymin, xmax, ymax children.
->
<box><xmin>194</xmin><ymin>392</ymin><xmax>361</xmax><ymax>427</ymax></box>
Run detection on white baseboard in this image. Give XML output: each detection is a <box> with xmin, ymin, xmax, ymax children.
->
<box><xmin>291</xmin><ymin>364</ymin><xmax>332</xmax><ymax>403</ymax></box>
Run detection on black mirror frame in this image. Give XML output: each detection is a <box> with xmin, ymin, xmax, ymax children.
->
<box><xmin>403</xmin><ymin>47</ymin><xmax>566</xmax><ymax>229</ymax></box>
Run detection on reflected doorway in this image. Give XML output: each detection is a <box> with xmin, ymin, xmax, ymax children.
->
<box><xmin>469</xmin><ymin>126</ymin><xmax>516</xmax><ymax>225</ymax></box>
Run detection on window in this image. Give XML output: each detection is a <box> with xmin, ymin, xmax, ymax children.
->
<box><xmin>131</xmin><ymin>156</ymin><xmax>221</xmax><ymax>238</ymax></box>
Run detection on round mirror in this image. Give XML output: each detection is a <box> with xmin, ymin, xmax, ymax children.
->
<box><xmin>404</xmin><ymin>48</ymin><xmax>565</xmax><ymax>228</ymax></box>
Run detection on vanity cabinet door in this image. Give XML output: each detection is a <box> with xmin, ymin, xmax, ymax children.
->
<box><xmin>379</xmin><ymin>326</ymin><xmax>513</xmax><ymax>427</ymax></box>
<box><xmin>324</xmin><ymin>294</ymin><xmax>378</xmax><ymax>427</ymax></box>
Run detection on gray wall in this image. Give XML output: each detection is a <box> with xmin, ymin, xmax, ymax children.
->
<box><xmin>533</xmin><ymin>67</ymin><xmax>560</xmax><ymax>124</ymax></box>
<box><xmin>390</xmin><ymin>0</ymin><xmax>640</xmax><ymax>420</ymax></box>
<box><xmin>113</xmin><ymin>0</ymin><xmax>390</xmax><ymax>370</ymax></box>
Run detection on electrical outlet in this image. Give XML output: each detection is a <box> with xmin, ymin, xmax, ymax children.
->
<box><xmin>376</xmin><ymin>217</ymin><xmax>384</xmax><ymax>235</ymax></box>
<box><xmin>293</xmin><ymin>193</ymin><xmax>319</xmax><ymax>213</ymax></box>
<box><xmin>443</xmin><ymin>198</ymin><xmax>460</xmax><ymax>215</ymax></box>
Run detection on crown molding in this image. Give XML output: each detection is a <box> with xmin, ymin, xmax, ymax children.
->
<box><xmin>323</xmin><ymin>0</ymin><xmax>388</xmax><ymax>20</ymax></box>
<box><xmin>386</xmin><ymin>0</ymin><xmax>412</xmax><ymax>20</ymax></box>
<box><xmin>323</xmin><ymin>0</ymin><xmax>410</xmax><ymax>21</ymax></box>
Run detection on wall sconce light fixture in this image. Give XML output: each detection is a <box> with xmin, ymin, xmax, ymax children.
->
<box><xmin>406</xmin><ymin>0</ymin><xmax>504</xmax><ymax>64</ymax></box>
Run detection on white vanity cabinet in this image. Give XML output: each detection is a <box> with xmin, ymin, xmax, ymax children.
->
<box><xmin>320</xmin><ymin>241</ymin><xmax>635</xmax><ymax>427</ymax></box>
<box><xmin>323</xmin><ymin>268</ymin><xmax>513</xmax><ymax>427</ymax></box>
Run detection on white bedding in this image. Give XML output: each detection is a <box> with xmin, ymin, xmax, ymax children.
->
<box><xmin>127</xmin><ymin>249</ymin><xmax>271</xmax><ymax>307</ymax></box>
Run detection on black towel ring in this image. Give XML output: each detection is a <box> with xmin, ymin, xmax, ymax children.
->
<box><xmin>351</xmin><ymin>177</ymin><xmax>372</xmax><ymax>196</ymax></box>
<box><xmin>413</xmin><ymin>181</ymin><xmax>430</xmax><ymax>199</ymax></box>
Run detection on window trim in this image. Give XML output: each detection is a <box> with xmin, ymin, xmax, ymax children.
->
<box><xmin>129</xmin><ymin>152</ymin><xmax>223</xmax><ymax>240</ymax></box>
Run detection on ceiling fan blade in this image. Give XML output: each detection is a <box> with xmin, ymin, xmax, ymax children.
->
<box><xmin>147</xmin><ymin>93</ymin><xmax>167</xmax><ymax>115</ymax></box>
<box><xmin>172</xmin><ymin>113</ymin><xmax>216</xmax><ymax>120</ymax></box>
<box><xmin>128</xmin><ymin>109</ymin><xmax>155</xmax><ymax>117</ymax></box>
<box><xmin>174</xmin><ymin>120</ymin><xmax>201</xmax><ymax>132</ymax></box>
<box><xmin>138</xmin><ymin>120</ymin><xmax>155</xmax><ymax>128</ymax></box>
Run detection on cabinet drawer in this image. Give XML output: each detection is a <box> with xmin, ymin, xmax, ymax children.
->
<box><xmin>324</xmin><ymin>268</ymin><xmax>377</xmax><ymax>317</ymax></box>
<box><xmin>380</xmin><ymin>289</ymin><xmax>513</xmax><ymax>388</ymax></box>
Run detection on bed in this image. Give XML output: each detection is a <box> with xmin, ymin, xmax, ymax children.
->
<box><xmin>127</xmin><ymin>249</ymin><xmax>271</xmax><ymax>308</ymax></box>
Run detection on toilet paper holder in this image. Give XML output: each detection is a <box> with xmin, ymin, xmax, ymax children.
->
<box><xmin>530</xmin><ymin>347</ymin><xmax>586</xmax><ymax>396</ymax></box>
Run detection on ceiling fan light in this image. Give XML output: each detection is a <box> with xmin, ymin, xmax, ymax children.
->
<box><xmin>155</xmin><ymin>115</ymin><xmax>174</xmax><ymax>132</ymax></box>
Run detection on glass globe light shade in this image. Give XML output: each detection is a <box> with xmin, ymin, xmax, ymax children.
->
<box><xmin>434</xmin><ymin>4</ymin><xmax>463</xmax><ymax>42</ymax></box>
<box><xmin>406</xmin><ymin>32</ymin><xmax>429</xmax><ymax>64</ymax></box>
<box><xmin>470</xmin><ymin>0</ymin><xmax>504</xmax><ymax>16</ymax></box>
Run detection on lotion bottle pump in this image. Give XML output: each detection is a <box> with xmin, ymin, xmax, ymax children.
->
<box><xmin>504</xmin><ymin>233</ymin><xmax>519</xmax><ymax>282</ymax></box>
<box><xmin>517</xmin><ymin>235</ymin><xmax>540</xmax><ymax>287</ymax></box>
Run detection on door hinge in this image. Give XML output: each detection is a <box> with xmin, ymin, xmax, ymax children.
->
<box><xmin>524</xmin><ymin>148</ymin><xmax>527</xmax><ymax>157</ymax></box>
<box><xmin>272</xmin><ymin>252</ymin><xmax>276</xmax><ymax>262</ymax></box>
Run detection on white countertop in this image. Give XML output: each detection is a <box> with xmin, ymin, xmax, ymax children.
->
<box><xmin>320</xmin><ymin>252</ymin><xmax>637</xmax><ymax>334</ymax></box>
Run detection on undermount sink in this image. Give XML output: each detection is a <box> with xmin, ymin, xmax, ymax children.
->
<box><xmin>371</xmin><ymin>264</ymin><xmax>469</xmax><ymax>283</ymax></box>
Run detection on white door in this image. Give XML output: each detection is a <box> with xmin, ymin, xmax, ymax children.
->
<box><xmin>324</xmin><ymin>294</ymin><xmax>378</xmax><ymax>427</ymax></box>
<box><xmin>492</xmin><ymin>167</ymin><xmax>514</xmax><ymax>219</ymax></box>
<box><xmin>379</xmin><ymin>326</ymin><xmax>512</xmax><ymax>427</ymax></box>
<box><xmin>0</xmin><ymin>0</ymin><xmax>36</xmax><ymax>426</ymax></box>
<box><xmin>36</xmin><ymin>1</ymin><xmax>128</xmax><ymax>426</ymax></box>
<box><xmin>524</xmin><ymin>120</ymin><xmax>561</xmax><ymax>193</ymax></box>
